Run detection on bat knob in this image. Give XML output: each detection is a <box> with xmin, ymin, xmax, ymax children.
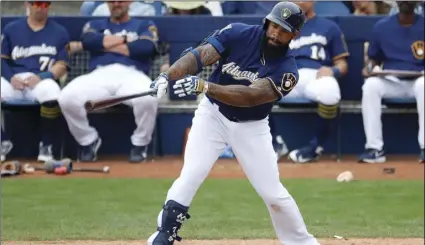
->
<box><xmin>103</xmin><ymin>166</ymin><xmax>110</xmax><ymax>173</ymax></box>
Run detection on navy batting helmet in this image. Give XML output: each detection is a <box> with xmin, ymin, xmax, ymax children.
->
<box><xmin>264</xmin><ymin>2</ymin><xmax>306</xmax><ymax>33</ymax></box>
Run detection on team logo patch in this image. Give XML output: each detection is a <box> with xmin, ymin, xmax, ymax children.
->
<box><xmin>281</xmin><ymin>8</ymin><xmax>292</xmax><ymax>20</ymax></box>
<box><xmin>411</xmin><ymin>40</ymin><xmax>424</xmax><ymax>60</ymax></box>
<box><xmin>281</xmin><ymin>73</ymin><xmax>297</xmax><ymax>92</ymax></box>
<box><xmin>149</xmin><ymin>25</ymin><xmax>159</xmax><ymax>41</ymax></box>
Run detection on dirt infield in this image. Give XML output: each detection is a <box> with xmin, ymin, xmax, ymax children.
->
<box><xmin>5</xmin><ymin>155</ymin><xmax>425</xmax><ymax>245</ymax></box>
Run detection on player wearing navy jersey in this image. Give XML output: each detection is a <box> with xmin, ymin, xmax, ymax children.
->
<box><xmin>284</xmin><ymin>1</ymin><xmax>349</xmax><ymax>163</ymax></box>
<box><xmin>58</xmin><ymin>0</ymin><xmax>159</xmax><ymax>163</ymax></box>
<box><xmin>147</xmin><ymin>3</ymin><xmax>320</xmax><ymax>245</ymax></box>
<box><xmin>360</xmin><ymin>1</ymin><xmax>424</xmax><ymax>163</ymax></box>
<box><xmin>1</xmin><ymin>1</ymin><xmax>70</xmax><ymax>162</ymax></box>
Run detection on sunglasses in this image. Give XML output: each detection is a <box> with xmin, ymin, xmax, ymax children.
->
<box><xmin>29</xmin><ymin>1</ymin><xmax>51</xmax><ymax>8</ymax></box>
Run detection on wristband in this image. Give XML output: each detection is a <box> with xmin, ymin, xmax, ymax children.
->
<box><xmin>202</xmin><ymin>80</ymin><xmax>209</xmax><ymax>94</ymax></box>
<box><xmin>331</xmin><ymin>67</ymin><xmax>342</xmax><ymax>79</ymax></box>
<box><xmin>189</xmin><ymin>49</ymin><xmax>203</xmax><ymax>74</ymax></box>
<box><xmin>38</xmin><ymin>71</ymin><xmax>55</xmax><ymax>80</ymax></box>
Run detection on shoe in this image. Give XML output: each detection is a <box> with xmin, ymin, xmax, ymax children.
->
<box><xmin>147</xmin><ymin>200</ymin><xmax>191</xmax><ymax>245</ymax></box>
<box><xmin>1</xmin><ymin>140</ymin><xmax>13</xmax><ymax>162</ymax></box>
<box><xmin>37</xmin><ymin>142</ymin><xmax>54</xmax><ymax>162</ymax></box>
<box><xmin>219</xmin><ymin>145</ymin><xmax>235</xmax><ymax>159</ymax></box>
<box><xmin>420</xmin><ymin>149</ymin><xmax>424</xmax><ymax>164</ymax></box>
<box><xmin>358</xmin><ymin>148</ymin><xmax>386</xmax><ymax>163</ymax></box>
<box><xmin>274</xmin><ymin>135</ymin><xmax>288</xmax><ymax>160</ymax></box>
<box><xmin>129</xmin><ymin>145</ymin><xmax>147</xmax><ymax>163</ymax></box>
<box><xmin>288</xmin><ymin>144</ymin><xmax>323</xmax><ymax>163</ymax></box>
<box><xmin>79</xmin><ymin>138</ymin><xmax>102</xmax><ymax>162</ymax></box>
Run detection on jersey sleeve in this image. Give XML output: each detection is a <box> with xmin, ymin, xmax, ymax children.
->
<box><xmin>55</xmin><ymin>28</ymin><xmax>71</xmax><ymax>67</ymax></box>
<box><xmin>367</xmin><ymin>24</ymin><xmax>384</xmax><ymax>61</ymax></box>
<box><xmin>329</xmin><ymin>24</ymin><xmax>350</xmax><ymax>61</ymax></box>
<box><xmin>138</xmin><ymin>20</ymin><xmax>159</xmax><ymax>47</ymax></box>
<box><xmin>266</xmin><ymin>60</ymin><xmax>299</xmax><ymax>99</ymax></box>
<box><xmin>1</xmin><ymin>27</ymin><xmax>11</xmax><ymax>58</ymax></box>
<box><xmin>206</xmin><ymin>23</ymin><xmax>243</xmax><ymax>57</ymax></box>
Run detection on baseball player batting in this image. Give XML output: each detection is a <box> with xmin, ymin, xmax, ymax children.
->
<box><xmin>1</xmin><ymin>0</ymin><xmax>70</xmax><ymax>162</ymax></box>
<box><xmin>148</xmin><ymin>2</ymin><xmax>320</xmax><ymax>245</ymax></box>
<box><xmin>283</xmin><ymin>1</ymin><xmax>349</xmax><ymax>163</ymax></box>
<box><xmin>58</xmin><ymin>1</ymin><xmax>159</xmax><ymax>162</ymax></box>
<box><xmin>360</xmin><ymin>1</ymin><xmax>424</xmax><ymax>163</ymax></box>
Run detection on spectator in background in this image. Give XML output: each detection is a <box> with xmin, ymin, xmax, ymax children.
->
<box><xmin>221</xmin><ymin>1</ymin><xmax>278</xmax><ymax>15</ymax></box>
<box><xmin>388</xmin><ymin>0</ymin><xmax>424</xmax><ymax>15</ymax></box>
<box><xmin>165</xmin><ymin>1</ymin><xmax>222</xmax><ymax>16</ymax></box>
<box><xmin>353</xmin><ymin>1</ymin><xmax>391</xmax><ymax>15</ymax></box>
<box><xmin>91</xmin><ymin>0</ymin><xmax>156</xmax><ymax>16</ymax></box>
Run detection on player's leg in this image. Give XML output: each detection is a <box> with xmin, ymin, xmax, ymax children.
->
<box><xmin>289</xmin><ymin>75</ymin><xmax>340</xmax><ymax>163</ymax></box>
<box><xmin>413</xmin><ymin>76</ymin><xmax>424</xmax><ymax>163</ymax></box>
<box><xmin>115</xmin><ymin>67</ymin><xmax>158</xmax><ymax>162</ymax></box>
<box><xmin>230</xmin><ymin>120</ymin><xmax>318</xmax><ymax>245</ymax></box>
<box><xmin>147</xmin><ymin>98</ymin><xmax>227</xmax><ymax>245</ymax></box>
<box><xmin>28</xmin><ymin>78</ymin><xmax>62</xmax><ymax>161</ymax></box>
<box><xmin>58</xmin><ymin>72</ymin><xmax>110</xmax><ymax>161</ymax></box>
<box><xmin>1</xmin><ymin>77</ymin><xmax>24</xmax><ymax>162</ymax></box>
<box><xmin>359</xmin><ymin>77</ymin><xmax>407</xmax><ymax>163</ymax></box>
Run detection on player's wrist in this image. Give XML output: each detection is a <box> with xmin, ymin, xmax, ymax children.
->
<box><xmin>331</xmin><ymin>67</ymin><xmax>342</xmax><ymax>78</ymax></box>
<box><xmin>201</xmin><ymin>79</ymin><xmax>209</xmax><ymax>94</ymax></box>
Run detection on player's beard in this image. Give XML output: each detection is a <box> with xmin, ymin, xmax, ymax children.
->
<box><xmin>111</xmin><ymin>7</ymin><xmax>128</xmax><ymax>21</ymax></box>
<box><xmin>261</xmin><ymin>34</ymin><xmax>289</xmax><ymax>59</ymax></box>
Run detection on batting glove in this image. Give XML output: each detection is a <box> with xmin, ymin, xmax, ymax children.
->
<box><xmin>150</xmin><ymin>73</ymin><xmax>169</xmax><ymax>99</ymax></box>
<box><xmin>173</xmin><ymin>76</ymin><xmax>209</xmax><ymax>97</ymax></box>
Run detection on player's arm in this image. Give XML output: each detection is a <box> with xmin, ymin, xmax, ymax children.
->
<box><xmin>165</xmin><ymin>43</ymin><xmax>221</xmax><ymax>81</ymax></box>
<box><xmin>165</xmin><ymin>24</ymin><xmax>238</xmax><ymax>81</ymax></box>
<box><xmin>39</xmin><ymin>31</ymin><xmax>70</xmax><ymax>81</ymax></box>
<box><xmin>363</xmin><ymin>24</ymin><xmax>383</xmax><ymax>75</ymax></box>
<box><xmin>1</xmin><ymin>32</ymin><xmax>15</xmax><ymax>81</ymax></box>
<box><xmin>205</xmin><ymin>78</ymin><xmax>281</xmax><ymax>107</ymax></box>
<box><xmin>328</xmin><ymin>26</ymin><xmax>350</xmax><ymax>78</ymax></box>
<box><xmin>80</xmin><ymin>22</ymin><xmax>125</xmax><ymax>52</ymax></box>
<box><xmin>106</xmin><ymin>22</ymin><xmax>158</xmax><ymax>58</ymax></box>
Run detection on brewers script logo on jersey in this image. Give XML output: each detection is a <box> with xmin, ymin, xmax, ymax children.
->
<box><xmin>289</xmin><ymin>33</ymin><xmax>327</xmax><ymax>50</ymax></box>
<box><xmin>11</xmin><ymin>44</ymin><xmax>57</xmax><ymax>60</ymax></box>
<box><xmin>221</xmin><ymin>62</ymin><xmax>259</xmax><ymax>83</ymax></box>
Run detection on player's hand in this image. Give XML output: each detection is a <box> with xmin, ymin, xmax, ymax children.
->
<box><xmin>150</xmin><ymin>73</ymin><xmax>168</xmax><ymax>99</ymax></box>
<box><xmin>24</xmin><ymin>75</ymin><xmax>41</xmax><ymax>89</ymax></box>
<box><xmin>316</xmin><ymin>67</ymin><xmax>334</xmax><ymax>79</ymax></box>
<box><xmin>173</xmin><ymin>76</ymin><xmax>208</xmax><ymax>97</ymax></box>
<box><xmin>10</xmin><ymin>76</ymin><xmax>26</xmax><ymax>91</ymax></box>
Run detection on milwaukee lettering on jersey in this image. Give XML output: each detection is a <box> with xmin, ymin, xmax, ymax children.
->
<box><xmin>221</xmin><ymin>62</ymin><xmax>259</xmax><ymax>83</ymax></box>
<box><xmin>11</xmin><ymin>44</ymin><xmax>57</xmax><ymax>60</ymax></box>
<box><xmin>103</xmin><ymin>29</ymin><xmax>139</xmax><ymax>42</ymax></box>
<box><xmin>289</xmin><ymin>33</ymin><xmax>327</xmax><ymax>50</ymax></box>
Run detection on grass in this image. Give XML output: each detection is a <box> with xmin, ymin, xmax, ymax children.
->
<box><xmin>1</xmin><ymin>178</ymin><xmax>424</xmax><ymax>240</ymax></box>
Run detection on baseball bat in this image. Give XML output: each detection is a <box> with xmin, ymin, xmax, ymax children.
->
<box><xmin>27</xmin><ymin>163</ymin><xmax>110</xmax><ymax>174</ymax></box>
<box><xmin>84</xmin><ymin>89</ymin><xmax>157</xmax><ymax>112</ymax></box>
<box><xmin>370</xmin><ymin>69</ymin><xmax>424</xmax><ymax>78</ymax></box>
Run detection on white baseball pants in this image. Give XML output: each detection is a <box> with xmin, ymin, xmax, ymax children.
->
<box><xmin>284</xmin><ymin>68</ymin><xmax>341</xmax><ymax>105</ymax></box>
<box><xmin>162</xmin><ymin>98</ymin><xmax>318</xmax><ymax>245</ymax></box>
<box><xmin>362</xmin><ymin>76</ymin><xmax>424</xmax><ymax>150</ymax></box>
<box><xmin>58</xmin><ymin>64</ymin><xmax>158</xmax><ymax>147</ymax></box>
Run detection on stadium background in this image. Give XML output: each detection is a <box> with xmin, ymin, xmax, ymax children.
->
<box><xmin>0</xmin><ymin>1</ymin><xmax>421</xmax><ymax>159</ymax></box>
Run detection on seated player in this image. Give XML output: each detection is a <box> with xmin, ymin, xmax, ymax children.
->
<box><xmin>59</xmin><ymin>0</ymin><xmax>159</xmax><ymax>163</ymax></box>
<box><xmin>1</xmin><ymin>1</ymin><xmax>70</xmax><ymax>162</ymax></box>
<box><xmin>285</xmin><ymin>1</ymin><xmax>349</xmax><ymax>163</ymax></box>
<box><xmin>360</xmin><ymin>1</ymin><xmax>424</xmax><ymax>163</ymax></box>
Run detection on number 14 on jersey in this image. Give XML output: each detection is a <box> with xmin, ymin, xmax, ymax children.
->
<box><xmin>310</xmin><ymin>45</ymin><xmax>326</xmax><ymax>60</ymax></box>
